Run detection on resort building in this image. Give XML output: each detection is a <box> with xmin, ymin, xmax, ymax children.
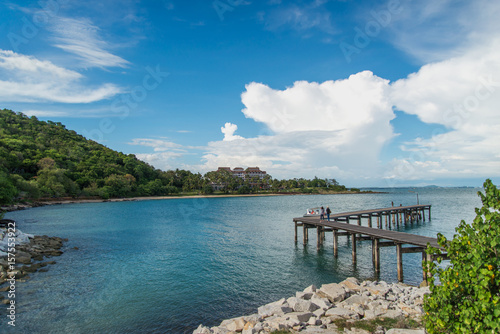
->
<box><xmin>216</xmin><ymin>167</ymin><xmax>268</xmax><ymax>180</ymax></box>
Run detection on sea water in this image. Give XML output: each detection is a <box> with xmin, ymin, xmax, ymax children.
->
<box><xmin>1</xmin><ymin>187</ymin><xmax>483</xmax><ymax>333</ymax></box>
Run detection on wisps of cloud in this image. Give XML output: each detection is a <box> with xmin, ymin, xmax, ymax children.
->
<box><xmin>49</xmin><ymin>16</ymin><xmax>130</xmax><ymax>69</ymax></box>
<box><xmin>260</xmin><ymin>0</ymin><xmax>336</xmax><ymax>36</ymax></box>
<box><xmin>0</xmin><ymin>50</ymin><xmax>122</xmax><ymax>103</ymax></box>
<box><xmin>383</xmin><ymin>0</ymin><xmax>500</xmax><ymax>63</ymax></box>
<box><xmin>129</xmin><ymin>138</ymin><xmax>186</xmax><ymax>152</ymax></box>
<box><xmin>128</xmin><ymin>138</ymin><xmax>203</xmax><ymax>172</ymax></box>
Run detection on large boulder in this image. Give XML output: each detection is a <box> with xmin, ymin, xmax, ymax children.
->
<box><xmin>294</xmin><ymin>299</ymin><xmax>320</xmax><ymax>312</ymax></box>
<box><xmin>310</xmin><ymin>296</ymin><xmax>332</xmax><ymax>310</ymax></box>
<box><xmin>219</xmin><ymin>316</ymin><xmax>246</xmax><ymax>332</ymax></box>
<box><xmin>193</xmin><ymin>324</ymin><xmax>212</xmax><ymax>334</ymax></box>
<box><xmin>340</xmin><ymin>277</ymin><xmax>362</xmax><ymax>293</ymax></box>
<box><xmin>325</xmin><ymin>306</ymin><xmax>358</xmax><ymax>319</ymax></box>
<box><xmin>317</xmin><ymin>283</ymin><xmax>348</xmax><ymax>303</ymax></box>
<box><xmin>286</xmin><ymin>311</ymin><xmax>314</xmax><ymax>323</ymax></box>
<box><xmin>303</xmin><ymin>284</ymin><xmax>317</xmax><ymax>293</ymax></box>
<box><xmin>296</xmin><ymin>291</ymin><xmax>314</xmax><ymax>300</ymax></box>
<box><xmin>257</xmin><ymin>298</ymin><xmax>293</xmax><ymax>318</ymax></box>
<box><xmin>340</xmin><ymin>294</ymin><xmax>370</xmax><ymax>309</ymax></box>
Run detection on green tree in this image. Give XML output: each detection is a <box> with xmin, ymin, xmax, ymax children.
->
<box><xmin>424</xmin><ymin>179</ymin><xmax>500</xmax><ymax>333</ymax></box>
<box><xmin>237</xmin><ymin>185</ymin><xmax>251</xmax><ymax>194</ymax></box>
<box><xmin>10</xmin><ymin>174</ymin><xmax>40</xmax><ymax>199</ymax></box>
<box><xmin>104</xmin><ymin>174</ymin><xmax>135</xmax><ymax>197</ymax></box>
<box><xmin>202</xmin><ymin>185</ymin><xmax>214</xmax><ymax>194</ymax></box>
<box><xmin>0</xmin><ymin>172</ymin><xmax>17</xmax><ymax>203</ymax></box>
<box><xmin>37</xmin><ymin>168</ymin><xmax>79</xmax><ymax>197</ymax></box>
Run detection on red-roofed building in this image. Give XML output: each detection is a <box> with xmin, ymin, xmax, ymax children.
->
<box><xmin>216</xmin><ymin>166</ymin><xmax>268</xmax><ymax>180</ymax></box>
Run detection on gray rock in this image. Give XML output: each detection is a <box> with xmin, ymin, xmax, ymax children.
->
<box><xmin>220</xmin><ymin>316</ymin><xmax>245</xmax><ymax>332</ymax></box>
<box><xmin>303</xmin><ymin>284</ymin><xmax>317</xmax><ymax>293</ymax></box>
<box><xmin>363</xmin><ymin>309</ymin><xmax>377</xmax><ymax>320</ymax></box>
<box><xmin>344</xmin><ymin>328</ymin><xmax>371</xmax><ymax>334</ymax></box>
<box><xmin>16</xmin><ymin>255</ymin><xmax>32</xmax><ymax>264</ymax></box>
<box><xmin>307</xmin><ymin>316</ymin><xmax>318</xmax><ymax>325</ymax></box>
<box><xmin>341</xmin><ymin>294</ymin><xmax>370</xmax><ymax>307</ymax></box>
<box><xmin>257</xmin><ymin>298</ymin><xmax>292</xmax><ymax>317</ymax></box>
<box><xmin>287</xmin><ymin>296</ymin><xmax>299</xmax><ymax>310</ymax></box>
<box><xmin>365</xmin><ymin>284</ymin><xmax>389</xmax><ymax>297</ymax></box>
<box><xmin>296</xmin><ymin>291</ymin><xmax>314</xmax><ymax>300</ymax></box>
<box><xmin>310</xmin><ymin>296</ymin><xmax>332</xmax><ymax>310</ymax></box>
<box><xmin>313</xmin><ymin>308</ymin><xmax>325</xmax><ymax>318</ymax></box>
<box><xmin>385</xmin><ymin>329</ymin><xmax>425</xmax><ymax>334</ymax></box>
<box><xmin>318</xmin><ymin>283</ymin><xmax>348</xmax><ymax>303</ymax></box>
<box><xmin>352</xmin><ymin>304</ymin><xmax>365</xmax><ymax>317</ymax></box>
<box><xmin>193</xmin><ymin>324</ymin><xmax>212</xmax><ymax>334</ymax></box>
<box><xmin>340</xmin><ymin>277</ymin><xmax>362</xmax><ymax>293</ymax></box>
<box><xmin>300</xmin><ymin>327</ymin><xmax>337</xmax><ymax>333</ymax></box>
<box><xmin>379</xmin><ymin>309</ymin><xmax>404</xmax><ymax>318</ymax></box>
<box><xmin>286</xmin><ymin>311</ymin><xmax>314</xmax><ymax>323</ymax></box>
<box><xmin>294</xmin><ymin>299</ymin><xmax>320</xmax><ymax>312</ymax></box>
<box><xmin>241</xmin><ymin>328</ymin><xmax>257</xmax><ymax>334</ymax></box>
<box><xmin>325</xmin><ymin>307</ymin><xmax>357</xmax><ymax>319</ymax></box>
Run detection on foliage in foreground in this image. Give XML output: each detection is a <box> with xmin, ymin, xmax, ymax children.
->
<box><xmin>424</xmin><ymin>179</ymin><xmax>500</xmax><ymax>333</ymax></box>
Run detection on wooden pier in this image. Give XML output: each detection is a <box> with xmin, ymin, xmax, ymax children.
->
<box><xmin>293</xmin><ymin>205</ymin><xmax>443</xmax><ymax>282</ymax></box>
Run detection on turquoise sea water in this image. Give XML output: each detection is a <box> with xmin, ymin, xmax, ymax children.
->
<box><xmin>2</xmin><ymin>187</ymin><xmax>483</xmax><ymax>333</ymax></box>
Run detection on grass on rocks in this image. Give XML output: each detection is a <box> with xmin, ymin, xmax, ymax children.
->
<box><xmin>333</xmin><ymin>316</ymin><xmax>422</xmax><ymax>332</ymax></box>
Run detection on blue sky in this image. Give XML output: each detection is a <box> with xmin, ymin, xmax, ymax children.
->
<box><xmin>1</xmin><ymin>0</ymin><xmax>499</xmax><ymax>187</ymax></box>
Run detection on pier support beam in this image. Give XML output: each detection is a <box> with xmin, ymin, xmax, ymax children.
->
<box><xmin>372</xmin><ymin>238</ymin><xmax>380</xmax><ymax>272</ymax></box>
<box><xmin>423</xmin><ymin>252</ymin><xmax>433</xmax><ymax>282</ymax></box>
<box><xmin>333</xmin><ymin>230</ymin><xmax>338</xmax><ymax>257</ymax></box>
<box><xmin>352</xmin><ymin>233</ymin><xmax>357</xmax><ymax>264</ymax></box>
<box><xmin>396</xmin><ymin>243</ymin><xmax>403</xmax><ymax>282</ymax></box>
<box><xmin>317</xmin><ymin>226</ymin><xmax>323</xmax><ymax>249</ymax></box>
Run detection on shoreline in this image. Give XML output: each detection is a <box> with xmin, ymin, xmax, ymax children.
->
<box><xmin>194</xmin><ymin>277</ymin><xmax>427</xmax><ymax>334</ymax></box>
<box><xmin>0</xmin><ymin>222</ymin><xmax>67</xmax><ymax>296</ymax></box>
<box><xmin>1</xmin><ymin>191</ymin><xmax>378</xmax><ymax>212</ymax></box>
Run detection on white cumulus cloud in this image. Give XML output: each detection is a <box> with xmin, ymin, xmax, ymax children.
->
<box><xmin>203</xmin><ymin>71</ymin><xmax>395</xmax><ymax>182</ymax></box>
<box><xmin>221</xmin><ymin>123</ymin><xmax>244</xmax><ymax>141</ymax></box>
<box><xmin>386</xmin><ymin>37</ymin><xmax>500</xmax><ymax>182</ymax></box>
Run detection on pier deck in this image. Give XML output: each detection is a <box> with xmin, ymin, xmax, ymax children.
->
<box><xmin>293</xmin><ymin>205</ymin><xmax>443</xmax><ymax>282</ymax></box>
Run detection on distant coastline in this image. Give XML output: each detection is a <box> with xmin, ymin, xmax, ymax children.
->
<box><xmin>1</xmin><ymin>190</ymin><xmax>380</xmax><ymax>212</ymax></box>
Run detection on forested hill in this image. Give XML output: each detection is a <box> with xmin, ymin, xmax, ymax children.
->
<box><xmin>0</xmin><ymin>109</ymin><xmax>191</xmax><ymax>204</ymax></box>
<box><xmin>0</xmin><ymin>109</ymin><xmax>350</xmax><ymax>205</ymax></box>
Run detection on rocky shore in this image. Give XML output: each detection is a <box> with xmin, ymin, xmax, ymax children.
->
<box><xmin>194</xmin><ymin>277</ymin><xmax>429</xmax><ymax>334</ymax></box>
<box><xmin>0</xmin><ymin>219</ymin><xmax>66</xmax><ymax>302</ymax></box>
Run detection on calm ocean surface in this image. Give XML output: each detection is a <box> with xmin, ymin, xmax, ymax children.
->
<box><xmin>2</xmin><ymin>187</ymin><xmax>483</xmax><ymax>333</ymax></box>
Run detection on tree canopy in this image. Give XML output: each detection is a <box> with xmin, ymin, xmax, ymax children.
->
<box><xmin>0</xmin><ymin>109</ymin><xmax>351</xmax><ymax>204</ymax></box>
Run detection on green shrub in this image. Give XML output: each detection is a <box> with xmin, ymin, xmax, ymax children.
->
<box><xmin>0</xmin><ymin>172</ymin><xmax>17</xmax><ymax>204</ymax></box>
<box><xmin>424</xmin><ymin>179</ymin><xmax>500</xmax><ymax>333</ymax></box>
<box><xmin>202</xmin><ymin>185</ymin><xmax>214</xmax><ymax>194</ymax></box>
<box><xmin>237</xmin><ymin>185</ymin><xmax>251</xmax><ymax>194</ymax></box>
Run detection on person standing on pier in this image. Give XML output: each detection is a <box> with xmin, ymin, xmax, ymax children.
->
<box><xmin>320</xmin><ymin>206</ymin><xmax>325</xmax><ymax>221</ymax></box>
<box><xmin>326</xmin><ymin>206</ymin><xmax>331</xmax><ymax>221</ymax></box>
